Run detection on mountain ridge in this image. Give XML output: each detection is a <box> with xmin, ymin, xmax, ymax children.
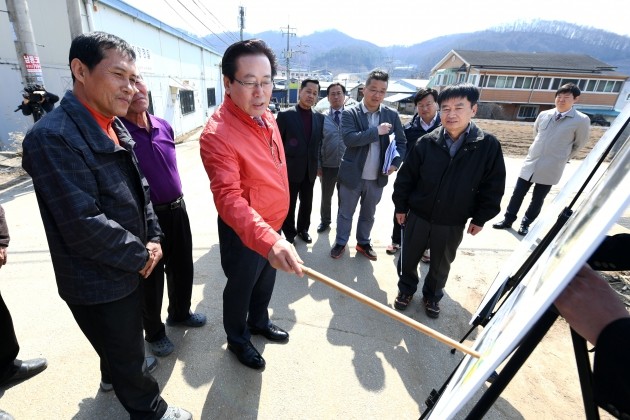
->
<box><xmin>201</xmin><ymin>20</ymin><xmax>630</xmax><ymax>77</ymax></box>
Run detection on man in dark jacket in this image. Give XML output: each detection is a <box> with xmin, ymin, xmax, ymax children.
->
<box><xmin>21</xmin><ymin>32</ymin><xmax>190</xmax><ymax>420</ymax></box>
<box><xmin>392</xmin><ymin>84</ymin><xmax>505</xmax><ymax>318</ymax></box>
<box><xmin>277</xmin><ymin>79</ymin><xmax>324</xmax><ymax>244</ymax></box>
<box><xmin>386</xmin><ymin>88</ymin><xmax>441</xmax><ymax>256</ymax></box>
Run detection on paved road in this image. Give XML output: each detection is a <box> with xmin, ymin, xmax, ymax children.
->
<box><xmin>0</xmin><ymin>138</ymin><xmax>626</xmax><ymax>419</ymax></box>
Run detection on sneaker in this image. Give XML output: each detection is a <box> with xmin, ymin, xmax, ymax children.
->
<box><xmin>423</xmin><ymin>297</ymin><xmax>440</xmax><ymax>318</ymax></box>
<box><xmin>160</xmin><ymin>406</ymin><xmax>192</xmax><ymax>420</ymax></box>
<box><xmin>330</xmin><ymin>243</ymin><xmax>346</xmax><ymax>259</ymax></box>
<box><xmin>148</xmin><ymin>336</ymin><xmax>175</xmax><ymax>357</ymax></box>
<box><xmin>394</xmin><ymin>291</ymin><xmax>413</xmax><ymax>310</ymax></box>
<box><xmin>356</xmin><ymin>243</ymin><xmax>377</xmax><ymax>261</ymax></box>
<box><xmin>421</xmin><ymin>249</ymin><xmax>430</xmax><ymax>263</ymax></box>
<box><xmin>385</xmin><ymin>243</ymin><xmax>400</xmax><ymax>255</ymax></box>
<box><xmin>166</xmin><ymin>312</ymin><xmax>207</xmax><ymax>328</ymax></box>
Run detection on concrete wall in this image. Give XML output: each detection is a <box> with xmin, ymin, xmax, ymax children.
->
<box><xmin>0</xmin><ymin>0</ymin><xmax>222</xmax><ymax>149</ymax></box>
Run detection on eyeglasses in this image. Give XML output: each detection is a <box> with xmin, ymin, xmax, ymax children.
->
<box><xmin>233</xmin><ymin>78</ymin><xmax>274</xmax><ymax>90</ymax></box>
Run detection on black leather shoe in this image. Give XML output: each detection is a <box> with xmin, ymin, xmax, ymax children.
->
<box><xmin>250</xmin><ymin>323</ymin><xmax>289</xmax><ymax>342</ymax></box>
<box><xmin>0</xmin><ymin>358</ymin><xmax>47</xmax><ymax>387</ymax></box>
<box><xmin>227</xmin><ymin>341</ymin><xmax>266</xmax><ymax>369</ymax></box>
<box><xmin>316</xmin><ymin>223</ymin><xmax>330</xmax><ymax>233</ymax></box>
<box><xmin>492</xmin><ymin>219</ymin><xmax>513</xmax><ymax>230</ymax></box>
<box><xmin>517</xmin><ymin>224</ymin><xmax>529</xmax><ymax>236</ymax></box>
<box><xmin>297</xmin><ymin>230</ymin><xmax>312</xmax><ymax>243</ymax></box>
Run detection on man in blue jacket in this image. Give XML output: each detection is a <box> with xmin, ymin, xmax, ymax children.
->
<box><xmin>22</xmin><ymin>32</ymin><xmax>190</xmax><ymax>420</ymax></box>
<box><xmin>392</xmin><ymin>84</ymin><xmax>505</xmax><ymax>318</ymax></box>
<box><xmin>330</xmin><ymin>70</ymin><xmax>406</xmax><ymax>260</ymax></box>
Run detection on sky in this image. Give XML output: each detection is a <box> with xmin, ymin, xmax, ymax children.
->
<box><xmin>123</xmin><ymin>0</ymin><xmax>630</xmax><ymax>48</ymax></box>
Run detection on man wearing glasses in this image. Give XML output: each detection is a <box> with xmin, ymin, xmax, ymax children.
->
<box><xmin>331</xmin><ymin>70</ymin><xmax>406</xmax><ymax>261</ymax></box>
<box><xmin>200</xmin><ymin>39</ymin><xmax>303</xmax><ymax>370</ymax></box>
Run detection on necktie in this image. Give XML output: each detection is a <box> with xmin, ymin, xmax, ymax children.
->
<box><xmin>334</xmin><ymin>110</ymin><xmax>340</xmax><ymax>125</ymax></box>
<box><xmin>555</xmin><ymin>113</ymin><xmax>562</xmax><ymax>121</ymax></box>
<box><xmin>253</xmin><ymin>116</ymin><xmax>265</xmax><ymax>127</ymax></box>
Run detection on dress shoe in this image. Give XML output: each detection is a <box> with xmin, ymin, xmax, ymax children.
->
<box><xmin>0</xmin><ymin>358</ymin><xmax>47</xmax><ymax>387</ymax></box>
<box><xmin>517</xmin><ymin>224</ymin><xmax>530</xmax><ymax>236</ymax></box>
<box><xmin>249</xmin><ymin>323</ymin><xmax>289</xmax><ymax>342</ymax></box>
<box><xmin>166</xmin><ymin>312</ymin><xmax>207</xmax><ymax>328</ymax></box>
<box><xmin>297</xmin><ymin>230</ymin><xmax>312</xmax><ymax>243</ymax></box>
<box><xmin>492</xmin><ymin>219</ymin><xmax>513</xmax><ymax>230</ymax></box>
<box><xmin>227</xmin><ymin>341</ymin><xmax>266</xmax><ymax>369</ymax></box>
<box><xmin>316</xmin><ymin>223</ymin><xmax>330</xmax><ymax>233</ymax></box>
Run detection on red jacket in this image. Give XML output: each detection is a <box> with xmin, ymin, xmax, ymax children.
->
<box><xmin>200</xmin><ymin>94</ymin><xmax>289</xmax><ymax>257</ymax></box>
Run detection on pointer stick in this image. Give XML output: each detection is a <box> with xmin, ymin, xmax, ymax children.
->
<box><xmin>301</xmin><ymin>265</ymin><xmax>481</xmax><ymax>359</ymax></box>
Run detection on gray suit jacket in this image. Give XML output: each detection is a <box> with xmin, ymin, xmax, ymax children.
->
<box><xmin>338</xmin><ymin>103</ymin><xmax>406</xmax><ymax>188</ymax></box>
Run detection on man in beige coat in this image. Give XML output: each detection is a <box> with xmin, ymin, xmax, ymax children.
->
<box><xmin>493</xmin><ymin>83</ymin><xmax>590</xmax><ymax>235</ymax></box>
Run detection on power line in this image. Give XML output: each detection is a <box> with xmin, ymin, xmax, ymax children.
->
<box><xmin>171</xmin><ymin>0</ymin><xmax>238</xmax><ymax>47</ymax></box>
<box><xmin>159</xmin><ymin>0</ymin><xmax>219</xmax><ymax>50</ymax></box>
<box><xmin>190</xmin><ymin>0</ymin><xmax>239</xmax><ymax>43</ymax></box>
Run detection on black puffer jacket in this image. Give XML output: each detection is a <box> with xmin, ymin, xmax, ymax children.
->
<box><xmin>403</xmin><ymin>113</ymin><xmax>441</xmax><ymax>159</ymax></box>
<box><xmin>393</xmin><ymin>122</ymin><xmax>506</xmax><ymax>227</ymax></box>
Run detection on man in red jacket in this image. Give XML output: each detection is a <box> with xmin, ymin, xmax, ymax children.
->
<box><xmin>200</xmin><ymin>39</ymin><xmax>303</xmax><ymax>370</ymax></box>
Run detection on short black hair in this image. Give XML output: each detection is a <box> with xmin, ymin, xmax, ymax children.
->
<box><xmin>413</xmin><ymin>88</ymin><xmax>438</xmax><ymax>105</ymax></box>
<box><xmin>327</xmin><ymin>82</ymin><xmax>346</xmax><ymax>95</ymax></box>
<box><xmin>556</xmin><ymin>83</ymin><xmax>581</xmax><ymax>98</ymax></box>
<box><xmin>437</xmin><ymin>83</ymin><xmax>480</xmax><ymax>107</ymax></box>
<box><xmin>221</xmin><ymin>39</ymin><xmax>277</xmax><ymax>82</ymax></box>
<box><xmin>365</xmin><ymin>70</ymin><xmax>389</xmax><ymax>87</ymax></box>
<box><xmin>69</xmin><ymin>31</ymin><xmax>135</xmax><ymax>83</ymax></box>
<box><xmin>300</xmin><ymin>79</ymin><xmax>320</xmax><ymax>89</ymax></box>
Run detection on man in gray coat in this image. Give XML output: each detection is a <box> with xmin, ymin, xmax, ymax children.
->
<box><xmin>317</xmin><ymin>82</ymin><xmax>347</xmax><ymax>234</ymax></box>
<box><xmin>330</xmin><ymin>70</ymin><xmax>406</xmax><ymax>260</ymax></box>
<box><xmin>493</xmin><ymin>83</ymin><xmax>590</xmax><ymax>235</ymax></box>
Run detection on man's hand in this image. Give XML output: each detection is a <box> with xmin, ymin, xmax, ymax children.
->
<box><xmin>555</xmin><ymin>264</ymin><xmax>629</xmax><ymax>345</ymax></box>
<box><xmin>139</xmin><ymin>242</ymin><xmax>163</xmax><ymax>278</ymax></box>
<box><xmin>377</xmin><ymin>122</ymin><xmax>392</xmax><ymax>135</ymax></box>
<box><xmin>395</xmin><ymin>212</ymin><xmax>407</xmax><ymax>225</ymax></box>
<box><xmin>0</xmin><ymin>246</ymin><xmax>7</xmax><ymax>268</ymax></box>
<box><xmin>268</xmin><ymin>239</ymin><xmax>304</xmax><ymax>277</ymax></box>
<box><xmin>387</xmin><ymin>165</ymin><xmax>397</xmax><ymax>176</ymax></box>
<box><xmin>317</xmin><ymin>168</ymin><xmax>323</xmax><ymax>178</ymax></box>
<box><xmin>467</xmin><ymin>223</ymin><xmax>483</xmax><ymax>236</ymax></box>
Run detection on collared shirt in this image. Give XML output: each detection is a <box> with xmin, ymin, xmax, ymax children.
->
<box><xmin>359</xmin><ymin>101</ymin><xmax>381</xmax><ymax>180</ymax></box>
<box><xmin>121</xmin><ymin>113</ymin><xmax>183</xmax><ymax>205</ymax></box>
<box><xmin>444</xmin><ymin>124</ymin><xmax>470</xmax><ymax>157</ymax></box>
<box><xmin>420</xmin><ymin>113</ymin><xmax>439</xmax><ymax>132</ymax></box>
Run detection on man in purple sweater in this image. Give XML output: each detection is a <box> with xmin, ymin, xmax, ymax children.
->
<box><xmin>121</xmin><ymin>75</ymin><xmax>206</xmax><ymax>357</ymax></box>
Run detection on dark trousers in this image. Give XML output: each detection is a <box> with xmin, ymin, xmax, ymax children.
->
<box><xmin>397</xmin><ymin>213</ymin><xmax>464</xmax><ymax>302</ymax></box>
<box><xmin>143</xmin><ymin>200</ymin><xmax>194</xmax><ymax>341</ymax></box>
<box><xmin>0</xmin><ymin>291</ymin><xmax>19</xmax><ymax>383</ymax></box>
<box><xmin>319</xmin><ymin>167</ymin><xmax>339</xmax><ymax>226</ymax></box>
<box><xmin>504</xmin><ymin>177</ymin><xmax>552</xmax><ymax>225</ymax></box>
<box><xmin>282</xmin><ymin>176</ymin><xmax>315</xmax><ymax>241</ymax></box>
<box><xmin>390</xmin><ymin>214</ymin><xmax>402</xmax><ymax>244</ymax></box>
<box><xmin>218</xmin><ymin>217</ymin><xmax>277</xmax><ymax>346</ymax></box>
<box><xmin>68</xmin><ymin>287</ymin><xmax>168</xmax><ymax>419</ymax></box>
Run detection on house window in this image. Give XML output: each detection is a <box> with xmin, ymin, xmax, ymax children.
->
<box><xmin>515</xmin><ymin>76</ymin><xmax>535</xmax><ymax>89</ymax></box>
<box><xmin>539</xmin><ymin>78</ymin><xmax>551</xmax><ymax>90</ymax></box>
<box><xmin>595</xmin><ymin>81</ymin><xmax>606</xmax><ymax>92</ymax></box>
<box><xmin>457</xmin><ymin>73</ymin><xmax>466</xmax><ymax>83</ymax></box>
<box><xmin>487</xmin><ymin>76</ymin><xmax>497</xmax><ymax>88</ymax></box>
<box><xmin>179</xmin><ymin>90</ymin><xmax>195</xmax><ymax>115</ymax></box>
<box><xmin>517</xmin><ymin>105</ymin><xmax>538</xmax><ymax>119</ymax></box>
<box><xmin>207</xmin><ymin>88</ymin><xmax>216</xmax><ymax>107</ymax></box>
<box><xmin>468</xmin><ymin>74</ymin><xmax>478</xmax><ymax>85</ymax></box>
<box><xmin>551</xmin><ymin>78</ymin><xmax>561</xmax><ymax>90</ymax></box>
<box><xmin>578</xmin><ymin>79</ymin><xmax>586</xmax><ymax>90</ymax></box>
<box><xmin>586</xmin><ymin>80</ymin><xmax>597</xmax><ymax>92</ymax></box>
<box><xmin>613</xmin><ymin>81</ymin><xmax>623</xmax><ymax>92</ymax></box>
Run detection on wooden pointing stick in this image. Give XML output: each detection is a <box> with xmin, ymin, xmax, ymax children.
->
<box><xmin>301</xmin><ymin>265</ymin><xmax>482</xmax><ymax>359</ymax></box>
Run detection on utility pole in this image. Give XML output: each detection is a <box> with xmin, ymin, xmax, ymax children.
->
<box><xmin>238</xmin><ymin>6</ymin><xmax>245</xmax><ymax>41</ymax></box>
<box><xmin>6</xmin><ymin>0</ymin><xmax>44</xmax><ymax>87</ymax></box>
<box><xmin>281</xmin><ymin>25</ymin><xmax>296</xmax><ymax>105</ymax></box>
